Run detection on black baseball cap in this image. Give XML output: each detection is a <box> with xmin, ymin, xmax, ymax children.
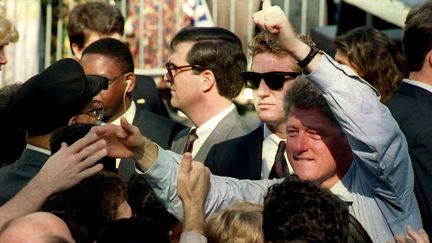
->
<box><xmin>10</xmin><ymin>58</ymin><xmax>108</xmax><ymax>135</ymax></box>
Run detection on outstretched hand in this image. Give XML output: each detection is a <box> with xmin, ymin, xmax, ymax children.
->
<box><xmin>35</xmin><ymin>131</ymin><xmax>106</xmax><ymax>194</ymax></box>
<box><xmin>91</xmin><ymin>117</ymin><xmax>146</xmax><ymax>161</ymax></box>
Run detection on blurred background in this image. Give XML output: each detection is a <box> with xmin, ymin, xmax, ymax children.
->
<box><xmin>0</xmin><ymin>0</ymin><xmax>423</xmax><ymax>111</ymax></box>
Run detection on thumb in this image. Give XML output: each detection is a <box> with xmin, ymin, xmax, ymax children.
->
<box><xmin>179</xmin><ymin>152</ymin><xmax>193</xmax><ymax>174</ymax></box>
<box><xmin>262</xmin><ymin>0</ymin><xmax>271</xmax><ymax>10</ymax></box>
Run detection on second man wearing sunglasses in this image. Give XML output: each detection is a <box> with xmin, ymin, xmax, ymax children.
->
<box><xmin>167</xmin><ymin>27</ymin><xmax>252</xmax><ymax>162</ymax></box>
<box><xmin>204</xmin><ymin>32</ymin><xmax>301</xmax><ymax>179</ymax></box>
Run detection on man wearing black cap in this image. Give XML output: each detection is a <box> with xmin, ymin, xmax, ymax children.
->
<box><xmin>0</xmin><ymin>58</ymin><xmax>108</xmax><ymax>205</ymax></box>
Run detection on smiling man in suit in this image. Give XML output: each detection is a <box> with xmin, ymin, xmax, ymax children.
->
<box><xmin>167</xmin><ymin>27</ymin><xmax>252</xmax><ymax>162</ymax></box>
<box><xmin>204</xmin><ymin>32</ymin><xmax>301</xmax><ymax>179</ymax></box>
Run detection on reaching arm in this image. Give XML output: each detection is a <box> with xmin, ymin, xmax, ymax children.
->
<box><xmin>0</xmin><ymin>132</ymin><xmax>106</xmax><ymax>227</ymax></box>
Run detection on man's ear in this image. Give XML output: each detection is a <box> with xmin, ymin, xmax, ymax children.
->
<box><xmin>68</xmin><ymin>116</ymin><xmax>78</xmax><ymax>126</ymax></box>
<box><xmin>71</xmin><ymin>43</ymin><xmax>84</xmax><ymax>60</ymax></box>
<box><xmin>125</xmin><ymin>73</ymin><xmax>136</xmax><ymax>93</ymax></box>
<box><xmin>201</xmin><ymin>70</ymin><xmax>215</xmax><ymax>93</ymax></box>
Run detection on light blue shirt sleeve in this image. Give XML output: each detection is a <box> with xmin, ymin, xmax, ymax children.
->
<box><xmin>141</xmin><ymin>146</ymin><xmax>280</xmax><ymax>220</ymax></box>
<box><xmin>306</xmin><ymin>54</ymin><xmax>422</xmax><ymax>235</ymax></box>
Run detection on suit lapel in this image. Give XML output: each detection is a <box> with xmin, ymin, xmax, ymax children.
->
<box><xmin>194</xmin><ymin>109</ymin><xmax>240</xmax><ymax>162</ymax></box>
<box><xmin>171</xmin><ymin>128</ymin><xmax>191</xmax><ymax>154</ymax></box>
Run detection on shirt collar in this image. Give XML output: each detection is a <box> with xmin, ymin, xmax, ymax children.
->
<box><xmin>195</xmin><ymin>104</ymin><xmax>235</xmax><ymax>138</ymax></box>
<box><xmin>330</xmin><ymin>163</ymin><xmax>354</xmax><ymax>203</ymax></box>
<box><xmin>26</xmin><ymin>144</ymin><xmax>51</xmax><ymax>155</ymax></box>
<box><xmin>111</xmin><ymin>101</ymin><xmax>136</xmax><ymax>126</ymax></box>
<box><xmin>263</xmin><ymin>123</ymin><xmax>285</xmax><ymax>145</ymax></box>
<box><xmin>403</xmin><ymin>79</ymin><xmax>432</xmax><ymax>94</ymax></box>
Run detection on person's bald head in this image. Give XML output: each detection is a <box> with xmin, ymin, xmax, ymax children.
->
<box><xmin>0</xmin><ymin>212</ymin><xmax>75</xmax><ymax>243</ymax></box>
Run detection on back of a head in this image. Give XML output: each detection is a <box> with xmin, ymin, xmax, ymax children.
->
<box><xmin>127</xmin><ymin>174</ymin><xmax>179</xmax><ymax>235</ymax></box>
<box><xmin>0</xmin><ymin>9</ymin><xmax>19</xmax><ymax>46</ymax></box>
<box><xmin>263</xmin><ymin>175</ymin><xmax>350</xmax><ymax>242</ymax></box>
<box><xmin>205</xmin><ymin>201</ymin><xmax>263</xmax><ymax>243</ymax></box>
<box><xmin>170</xmin><ymin>27</ymin><xmax>246</xmax><ymax>99</ymax></box>
<box><xmin>0</xmin><ymin>212</ymin><xmax>75</xmax><ymax>243</ymax></box>
<box><xmin>9</xmin><ymin>58</ymin><xmax>107</xmax><ymax>136</ymax></box>
<box><xmin>42</xmin><ymin>171</ymin><xmax>128</xmax><ymax>241</ymax></box>
<box><xmin>82</xmin><ymin>37</ymin><xmax>134</xmax><ymax>74</ymax></box>
<box><xmin>67</xmin><ymin>2</ymin><xmax>124</xmax><ymax>51</ymax></box>
<box><xmin>97</xmin><ymin>217</ymin><xmax>170</xmax><ymax>243</ymax></box>
<box><xmin>403</xmin><ymin>1</ymin><xmax>432</xmax><ymax>72</ymax></box>
<box><xmin>50</xmin><ymin>123</ymin><xmax>116</xmax><ymax>172</ymax></box>
<box><xmin>0</xmin><ymin>84</ymin><xmax>26</xmax><ymax>165</ymax></box>
<box><xmin>335</xmin><ymin>26</ymin><xmax>406</xmax><ymax>103</ymax></box>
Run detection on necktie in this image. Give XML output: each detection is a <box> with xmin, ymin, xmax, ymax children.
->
<box><xmin>184</xmin><ymin>128</ymin><xmax>198</xmax><ymax>153</ymax></box>
<box><xmin>269</xmin><ymin>141</ymin><xmax>289</xmax><ymax>179</ymax></box>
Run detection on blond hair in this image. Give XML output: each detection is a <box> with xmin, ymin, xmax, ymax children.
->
<box><xmin>0</xmin><ymin>9</ymin><xmax>18</xmax><ymax>46</ymax></box>
<box><xmin>205</xmin><ymin>201</ymin><xmax>263</xmax><ymax>243</ymax></box>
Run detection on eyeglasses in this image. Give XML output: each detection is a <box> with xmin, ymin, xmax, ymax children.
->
<box><xmin>82</xmin><ymin>100</ymin><xmax>104</xmax><ymax>121</ymax></box>
<box><xmin>165</xmin><ymin>62</ymin><xmax>205</xmax><ymax>81</ymax></box>
<box><xmin>107</xmin><ymin>72</ymin><xmax>133</xmax><ymax>86</ymax></box>
<box><xmin>240</xmin><ymin>71</ymin><xmax>301</xmax><ymax>90</ymax></box>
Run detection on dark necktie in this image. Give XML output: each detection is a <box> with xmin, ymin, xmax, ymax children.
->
<box><xmin>184</xmin><ymin>128</ymin><xmax>198</xmax><ymax>153</ymax></box>
<box><xmin>269</xmin><ymin>141</ymin><xmax>289</xmax><ymax>179</ymax></box>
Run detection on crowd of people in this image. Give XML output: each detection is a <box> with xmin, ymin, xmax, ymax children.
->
<box><xmin>0</xmin><ymin>0</ymin><xmax>431</xmax><ymax>242</ymax></box>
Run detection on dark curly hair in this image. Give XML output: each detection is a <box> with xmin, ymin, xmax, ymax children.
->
<box><xmin>263</xmin><ymin>175</ymin><xmax>350</xmax><ymax>242</ymax></box>
<box><xmin>42</xmin><ymin>171</ymin><xmax>128</xmax><ymax>241</ymax></box>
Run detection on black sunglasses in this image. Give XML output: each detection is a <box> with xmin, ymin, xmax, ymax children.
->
<box><xmin>240</xmin><ymin>71</ymin><xmax>301</xmax><ymax>90</ymax></box>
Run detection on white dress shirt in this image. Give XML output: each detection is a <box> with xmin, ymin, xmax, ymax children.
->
<box><xmin>261</xmin><ymin>124</ymin><xmax>292</xmax><ymax>179</ymax></box>
<box><xmin>190</xmin><ymin>104</ymin><xmax>235</xmax><ymax>158</ymax></box>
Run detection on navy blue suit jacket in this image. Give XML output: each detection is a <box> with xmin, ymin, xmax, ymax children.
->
<box><xmin>204</xmin><ymin>126</ymin><xmax>263</xmax><ymax>180</ymax></box>
<box><xmin>388</xmin><ymin>81</ymin><xmax>432</xmax><ymax>235</ymax></box>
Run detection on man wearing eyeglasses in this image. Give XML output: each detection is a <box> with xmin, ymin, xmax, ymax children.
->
<box><xmin>167</xmin><ymin>27</ymin><xmax>252</xmax><ymax>162</ymax></box>
<box><xmin>0</xmin><ymin>58</ymin><xmax>108</xmax><ymax>205</ymax></box>
<box><xmin>204</xmin><ymin>32</ymin><xmax>301</xmax><ymax>179</ymax></box>
<box><xmin>80</xmin><ymin>38</ymin><xmax>186</xmax><ymax>181</ymax></box>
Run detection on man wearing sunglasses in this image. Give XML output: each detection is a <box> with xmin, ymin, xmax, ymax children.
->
<box><xmin>204</xmin><ymin>32</ymin><xmax>301</xmax><ymax>180</ymax></box>
<box><xmin>0</xmin><ymin>58</ymin><xmax>108</xmax><ymax>205</ymax></box>
<box><xmin>167</xmin><ymin>27</ymin><xmax>252</xmax><ymax>162</ymax></box>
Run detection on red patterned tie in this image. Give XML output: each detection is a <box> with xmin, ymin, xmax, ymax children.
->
<box><xmin>184</xmin><ymin>128</ymin><xmax>198</xmax><ymax>153</ymax></box>
<box><xmin>269</xmin><ymin>141</ymin><xmax>289</xmax><ymax>179</ymax></box>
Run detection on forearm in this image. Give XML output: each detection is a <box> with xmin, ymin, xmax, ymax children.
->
<box><xmin>0</xmin><ymin>174</ymin><xmax>55</xmax><ymax>227</ymax></box>
<box><xmin>183</xmin><ymin>203</ymin><xmax>205</xmax><ymax>235</ymax></box>
<box><xmin>135</xmin><ymin>136</ymin><xmax>159</xmax><ymax>171</ymax></box>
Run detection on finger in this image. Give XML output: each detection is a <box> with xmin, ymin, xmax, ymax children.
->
<box><xmin>120</xmin><ymin>117</ymin><xmax>137</xmax><ymax>137</ymax></box>
<box><xmin>406</xmin><ymin>225</ymin><xmax>426</xmax><ymax>243</ymax></box>
<box><xmin>76</xmin><ymin>139</ymin><xmax>107</xmax><ymax>161</ymax></box>
<box><xmin>179</xmin><ymin>152</ymin><xmax>193</xmax><ymax>174</ymax></box>
<box><xmin>79</xmin><ymin>163</ymin><xmax>104</xmax><ymax>180</ymax></box>
<box><xmin>262</xmin><ymin>0</ymin><xmax>271</xmax><ymax>10</ymax></box>
<box><xmin>67</xmin><ymin>131</ymin><xmax>100</xmax><ymax>153</ymax></box>
<box><xmin>79</xmin><ymin>146</ymin><xmax>108</xmax><ymax>170</ymax></box>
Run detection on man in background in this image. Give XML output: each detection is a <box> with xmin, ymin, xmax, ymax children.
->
<box><xmin>67</xmin><ymin>1</ymin><xmax>169</xmax><ymax>118</ymax></box>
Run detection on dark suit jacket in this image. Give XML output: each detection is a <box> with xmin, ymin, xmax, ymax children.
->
<box><xmin>131</xmin><ymin>75</ymin><xmax>169</xmax><ymax>118</ymax></box>
<box><xmin>118</xmin><ymin>106</ymin><xmax>186</xmax><ymax>181</ymax></box>
<box><xmin>171</xmin><ymin>108</ymin><xmax>252</xmax><ymax>162</ymax></box>
<box><xmin>387</xmin><ymin>81</ymin><xmax>432</xmax><ymax>235</ymax></box>
<box><xmin>204</xmin><ymin>126</ymin><xmax>263</xmax><ymax>180</ymax></box>
<box><xmin>0</xmin><ymin>148</ymin><xmax>49</xmax><ymax>205</ymax></box>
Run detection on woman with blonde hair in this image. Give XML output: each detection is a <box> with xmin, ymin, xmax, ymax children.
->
<box><xmin>205</xmin><ymin>201</ymin><xmax>264</xmax><ymax>243</ymax></box>
<box><xmin>0</xmin><ymin>8</ymin><xmax>19</xmax><ymax>69</ymax></box>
